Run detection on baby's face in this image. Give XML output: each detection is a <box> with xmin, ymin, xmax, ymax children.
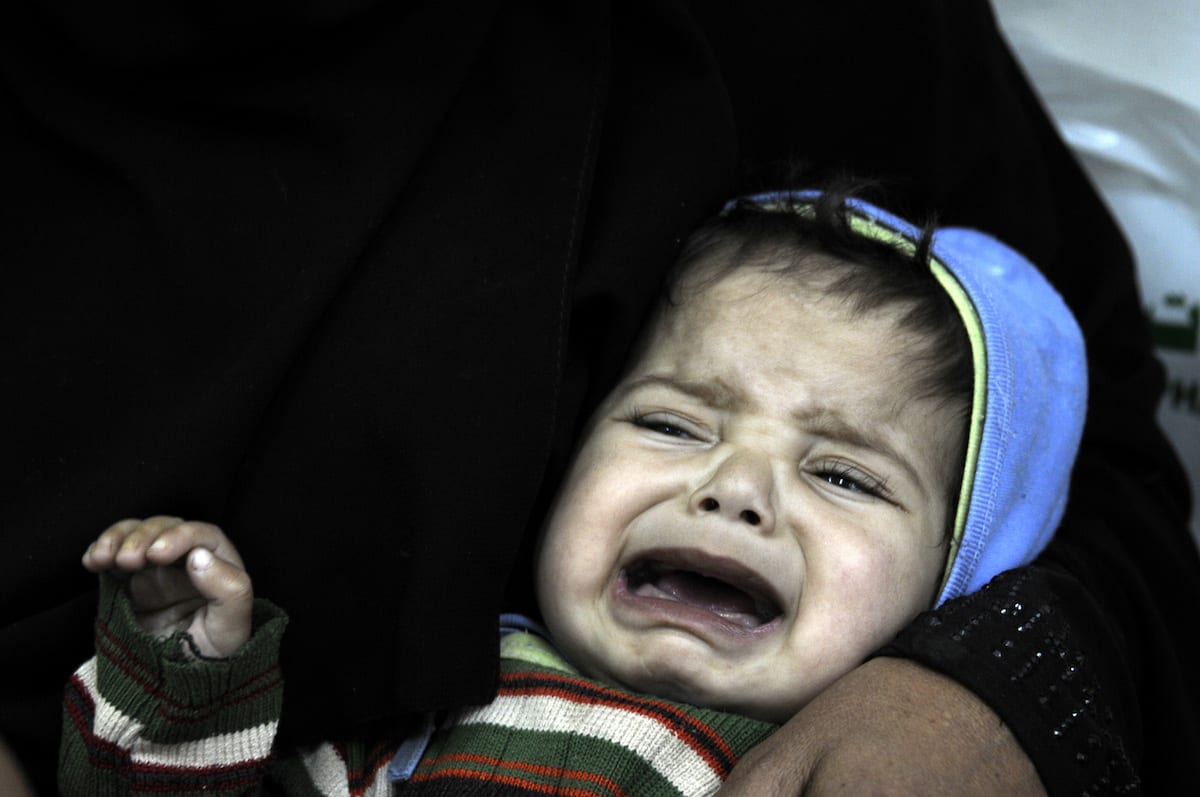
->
<box><xmin>536</xmin><ymin>264</ymin><xmax>962</xmax><ymax>723</ymax></box>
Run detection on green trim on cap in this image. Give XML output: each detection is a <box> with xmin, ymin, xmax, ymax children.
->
<box><xmin>927</xmin><ymin>259</ymin><xmax>987</xmax><ymax>591</ymax></box>
<box><xmin>846</xmin><ymin>213</ymin><xmax>988</xmax><ymax>597</ymax></box>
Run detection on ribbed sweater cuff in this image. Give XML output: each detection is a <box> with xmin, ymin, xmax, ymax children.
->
<box><xmin>94</xmin><ymin>572</ymin><xmax>287</xmax><ymax>743</ymax></box>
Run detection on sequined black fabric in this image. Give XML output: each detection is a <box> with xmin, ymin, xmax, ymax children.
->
<box><xmin>880</xmin><ymin>568</ymin><xmax>1140</xmax><ymax>796</ymax></box>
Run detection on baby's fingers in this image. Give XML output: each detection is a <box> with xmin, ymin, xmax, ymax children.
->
<box><xmin>142</xmin><ymin>520</ymin><xmax>245</xmax><ymax>571</ymax></box>
<box><xmin>187</xmin><ymin>547</ymin><xmax>254</xmax><ymax>656</ymax></box>
<box><xmin>82</xmin><ymin>517</ymin><xmax>245</xmax><ymax>575</ymax></box>
<box><xmin>83</xmin><ymin>516</ymin><xmax>183</xmax><ymax>572</ymax></box>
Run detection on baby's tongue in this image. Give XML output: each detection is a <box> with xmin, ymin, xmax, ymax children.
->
<box><xmin>636</xmin><ymin>570</ymin><xmax>761</xmax><ymax>627</ymax></box>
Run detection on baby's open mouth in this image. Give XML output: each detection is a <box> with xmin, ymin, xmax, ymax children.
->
<box><xmin>624</xmin><ymin>557</ymin><xmax>783</xmax><ymax>629</ymax></box>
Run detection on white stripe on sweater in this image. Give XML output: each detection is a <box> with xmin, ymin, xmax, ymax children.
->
<box><xmin>299</xmin><ymin>744</ymin><xmax>350</xmax><ymax>797</ymax></box>
<box><xmin>299</xmin><ymin>744</ymin><xmax>392</xmax><ymax>797</ymax></box>
<box><xmin>453</xmin><ymin>693</ymin><xmax>723</xmax><ymax>796</ymax></box>
<box><xmin>77</xmin><ymin>656</ymin><xmax>278</xmax><ymax>771</ymax></box>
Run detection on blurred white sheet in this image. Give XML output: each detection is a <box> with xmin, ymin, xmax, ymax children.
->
<box><xmin>994</xmin><ymin>0</ymin><xmax>1200</xmax><ymax>544</ymax></box>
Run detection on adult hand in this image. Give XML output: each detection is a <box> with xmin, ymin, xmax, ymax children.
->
<box><xmin>0</xmin><ymin>737</ymin><xmax>34</xmax><ymax>797</ymax></box>
<box><xmin>718</xmin><ymin>657</ymin><xmax>1046</xmax><ymax>796</ymax></box>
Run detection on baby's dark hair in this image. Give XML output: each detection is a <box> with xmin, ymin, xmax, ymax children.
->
<box><xmin>662</xmin><ymin>184</ymin><xmax>974</xmax><ymax>519</ymax></box>
<box><xmin>668</xmin><ymin>186</ymin><xmax>972</xmax><ymax>414</ymax></box>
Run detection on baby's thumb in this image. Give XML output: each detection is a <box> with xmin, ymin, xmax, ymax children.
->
<box><xmin>188</xmin><ymin>547</ymin><xmax>254</xmax><ymax>656</ymax></box>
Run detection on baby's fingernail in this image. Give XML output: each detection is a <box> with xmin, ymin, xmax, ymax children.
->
<box><xmin>149</xmin><ymin>539</ymin><xmax>168</xmax><ymax>553</ymax></box>
<box><xmin>190</xmin><ymin>548</ymin><xmax>213</xmax><ymax>571</ymax></box>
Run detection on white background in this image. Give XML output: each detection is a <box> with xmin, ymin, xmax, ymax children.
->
<box><xmin>993</xmin><ymin>0</ymin><xmax>1200</xmax><ymax>545</ymax></box>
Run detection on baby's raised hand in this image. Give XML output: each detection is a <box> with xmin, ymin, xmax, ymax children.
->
<box><xmin>83</xmin><ymin>516</ymin><xmax>253</xmax><ymax>658</ymax></box>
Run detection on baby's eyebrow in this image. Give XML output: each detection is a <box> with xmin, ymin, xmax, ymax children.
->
<box><xmin>620</xmin><ymin>374</ymin><xmax>743</xmax><ymax>409</ymax></box>
<box><xmin>795</xmin><ymin>407</ymin><xmax>922</xmax><ymax>490</ymax></box>
<box><xmin>796</xmin><ymin>407</ymin><xmax>885</xmax><ymax>451</ymax></box>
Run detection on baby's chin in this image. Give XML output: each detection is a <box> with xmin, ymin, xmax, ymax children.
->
<box><xmin>576</xmin><ymin>645</ymin><xmax>799</xmax><ymax>724</ymax></box>
<box><xmin>544</xmin><ymin>608</ymin><xmax>804</xmax><ymax>723</ymax></box>
<box><xmin>624</xmin><ymin>671</ymin><xmax>797</xmax><ymax>724</ymax></box>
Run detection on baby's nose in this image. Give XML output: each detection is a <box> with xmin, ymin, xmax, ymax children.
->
<box><xmin>690</xmin><ymin>452</ymin><xmax>775</xmax><ymax>532</ymax></box>
<box><xmin>697</xmin><ymin>496</ymin><xmax>763</xmax><ymax>526</ymax></box>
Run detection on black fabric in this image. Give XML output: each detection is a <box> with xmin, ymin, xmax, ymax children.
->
<box><xmin>882</xmin><ymin>568</ymin><xmax>1143</xmax><ymax>795</ymax></box>
<box><xmin>3</xmin><ymin>2</ymin><xmax>1197</xmax><ymax>795</ymax></box>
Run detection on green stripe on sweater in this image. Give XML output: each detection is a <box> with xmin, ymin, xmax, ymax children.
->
<box><xmin>93</xmin><ymin>572</ymin><xmax>287</xmax><ymax>743</ymax></box>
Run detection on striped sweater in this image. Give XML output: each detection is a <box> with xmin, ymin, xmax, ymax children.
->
<box><xmin>60</xmin><ymin>578</ymin><xmax>777</xmax><ymax>795</ymax></box>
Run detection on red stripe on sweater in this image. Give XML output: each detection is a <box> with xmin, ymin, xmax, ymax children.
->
<box><xmin>97</xmin><ymin>616</ymin><xmax>281</xmax><ymax>699</ymax></box>
<box><xmin>66</xmin><ymin>672</ymin><xmax>96</xmax><ymax>716</ymax></box>
<box><xmin>412</xmin><ymin>765</ymin><xmax>624</xmax><ymax>796</ymax></box>
<box><xmin>118</xmin><ymin>763</ymin><xmax>265</xmax><ymax>794</ymax></box>
<box><xmin>95</xmin><ymin>620</ymin><xmax>281</xmax><ymax>725</ymax></box>
<box><xmin>66</xmin><ymin>672</ymin><xmax>134</xmax><ymax>767</ymax></box>
<box><xmin>415</xmin><ymin>752</ymin><xmax>631</xmax><ymax>797</ymax></box>
<box><xmin>66</xmin><ymin>673</ymin><xmax>267</xmax><ymax>790</ymax></box>
<box><xmin>498</xmin><ymin>671</ymin><xmax>735</xmax><ymax>776</ymax></box>
<box><xmin>327</xmin><ymin>738</ymin><xmax>404</xmax><ymax>797</ymax></box>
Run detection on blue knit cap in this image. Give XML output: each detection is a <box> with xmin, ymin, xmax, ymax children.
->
<box><xmin>733</xmin><ymin>191</ymin><xmax>1088</xmax><ymax>606</ymax></box>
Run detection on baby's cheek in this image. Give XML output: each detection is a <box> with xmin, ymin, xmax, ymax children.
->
<box><xmin>820</xmin><ymin>540</ymin><xmax>885</xmax><ymax>592</ymax></box>
<box><xmin>536</xmin><ymin>542</ymin><xmax>610</xmax><ymax>656</ymax></box>
<box><xmin>820</xmin><ymin>543</ymin><xmax>923</xmax><ymax>631</ymax></box>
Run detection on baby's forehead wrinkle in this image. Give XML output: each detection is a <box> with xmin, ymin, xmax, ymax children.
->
<box><xmin>620</xmin><ymin>373</ymin><xmax>744</xmax><ymax>410</ymax></box>
<box><xmin>622</xmin><ymin>375</ymin><xmax>922</xmax><ymax>468</ymax></box>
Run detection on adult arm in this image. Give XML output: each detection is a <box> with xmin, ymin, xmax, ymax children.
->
<box><xmin>720</xmin><ymin>657</ymin><xmax>1043</xmax><ymax>795</ymax></box>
